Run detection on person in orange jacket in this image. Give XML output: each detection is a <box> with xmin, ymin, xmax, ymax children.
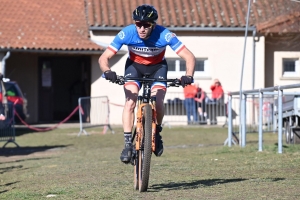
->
<box><xmin>184</xmin><ymin>84</ymin><xmax>198</xmax><ymax>124</ymax></box>
<box><xmin>206</xmin><ymin>79</ymin><xmax>224</xmax><ymax>103</ymax></box>
<box><xmin>206</xmin><ymin>79</ymin><xmax>224</xmax><ymax>125</ymax></box>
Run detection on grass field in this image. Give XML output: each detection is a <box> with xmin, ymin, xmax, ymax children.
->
<box><xmin>1</xmin><ymin>125</ymin><xmax>300</xmax><ymax>200</ymax></box>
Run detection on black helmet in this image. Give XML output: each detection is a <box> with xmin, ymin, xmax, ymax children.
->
<box><xmin>132</xmin><ymin>5</ymin><xmax>158</xmax><ymax>23</ymax></box>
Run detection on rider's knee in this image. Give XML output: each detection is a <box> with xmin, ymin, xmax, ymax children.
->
<box><xmin>124</xmin><ymin>100</ymin><xmax>136</xmax><ymax>112</ymax></box>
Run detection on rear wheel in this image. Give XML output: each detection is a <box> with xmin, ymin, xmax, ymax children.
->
<box><xmin>138</xmin><ymin>104</ymin><xmax>152</xmax><ymax>192</ymax></box>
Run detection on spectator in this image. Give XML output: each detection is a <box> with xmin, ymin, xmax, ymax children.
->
<box><xmin>206</xmin><ymin>79</ymin><xmax>224</xmax><ymax>103</ymax></box>
<box><xmin>183</xmin><ymin>84</ymin><xmax>198</xmax><ymax>124</ymax></box>
<box><xmin>206</xmin><ymin>79</ymin><xmax>224</xmax><ymax>125</ymax></box>
<box><xmin>194</xmin><ymin>82</ymin><xmax>207</xmax><ymax>124</ymax></box>
<box><xmin>0</xmin><ymin>73</ymin><xmax>6</xmax><ymax>121</ymax></box>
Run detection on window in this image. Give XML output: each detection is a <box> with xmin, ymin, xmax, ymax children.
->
<box><xmin>166</xmin><ymin>58</ymin><xmax>209</xmax><ymax>77</ymax></box>
<box><xmin>282</xmin><ymin>58</ymin><xmax>300</xmax><ymax>77</ymax></box>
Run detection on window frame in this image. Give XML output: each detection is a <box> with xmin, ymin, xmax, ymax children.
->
<box><xmin>166</xmin><ymin>58</ymin><xmax>210</xmax><ymax>77</ymax></box>
<box><xmin>282</xmin><ymin>58</ymin><xmax>300</xmax><ymax>77</ymax></box>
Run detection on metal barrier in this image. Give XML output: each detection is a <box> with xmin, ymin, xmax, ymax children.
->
<box><xmin>226</xmin><ymin>83</ymin><xmax>300</xmax><ymax>154</ymax></box>
<box><xmin>0</xmin><ymin>103</ymin><xmax>18</xmax><ymax>148</ymax></box>
<box><xmin>224</xmin><ymin>94</ymin><xmax>277</xmax><ymax>146</ymax></box>
<box><xmin>163</xmin><ymin>92</ymin><xmax>227</xmax><ymax>126</ymax></box>
<box><xmin>78</xmin><ymin>96</ymin><xmax>114</xmax><ymax>136</ymax></box>
<box><xmin>230</xmin><ymin>95</ymin><xmax>276</xmax><ymax>133</ymax></box>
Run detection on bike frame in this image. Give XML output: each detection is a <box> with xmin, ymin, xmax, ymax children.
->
<box><xmin>111</xmin><ymin>75</ymin><xmax>181</xmax><ymax>192</ymax></box>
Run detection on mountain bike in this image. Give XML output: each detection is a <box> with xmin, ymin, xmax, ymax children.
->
<box><xmin>107</xmin><ymin>75</ymin><xmax>181</xmax><ymax>192</ymax></box>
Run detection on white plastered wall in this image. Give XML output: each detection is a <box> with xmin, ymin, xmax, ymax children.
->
<box><xmin>90</xmin><ymin>34</ymin><xmax>265</xmax><ymax>125</ymax></box>
<box><xmin>274</xmin><ymin>51</ymin><xmax>300</xmax><ymax>88</ymax></box>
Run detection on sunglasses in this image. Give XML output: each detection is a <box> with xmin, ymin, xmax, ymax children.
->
<box><xmin>135</xmin><ymin>21</ymin><xmax>153</xmax><ymax>29</ymax></box>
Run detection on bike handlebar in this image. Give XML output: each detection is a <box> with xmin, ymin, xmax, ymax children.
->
<box><xmin>102</xmin><ymin>74</ymin><xmax>181</xmax><ymax>87</ymax></box>
<box><xmin>116</xmin><ymin>76</ymin><xmax>182</xmax><ymax>87</ymax></box>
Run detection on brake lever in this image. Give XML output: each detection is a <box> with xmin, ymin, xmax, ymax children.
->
<box><xmin>116</xmin><ymin>76</ymin><xmax>125</xmax><ymax>85</ymax></box>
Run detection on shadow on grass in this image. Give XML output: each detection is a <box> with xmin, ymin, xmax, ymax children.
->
<box><xmin>0</xmin><ymin>145</ymin><xmax>72</xmax><ymax>157</ymax></box>
<box><xmin>0</xmin><ymin>181</ymin><xmax>20</xmax><ymax>194</ymax></box>
<box><xmin>0</xmin><ymin>158</ymin><xmax>54</xmax><ymax>174</ymax></box>
<box><xmin>149</xmin><ymin>178</ymin><xmax>247</xmax><ymax>191</ymax></box>
<box><xmin>15</xmin><ymin>127</ymin><xmax>38</xmax><ymax>136</ymax></box>
<box><xmin>274</xmin><ymin>143</ymin><xmax>289</xmax><ymax>148</ymax></box>
<box><xmin>150</xmin><ymin>177</ymin><xmax>286</xmax><ymax>191</ymax></box>
<box><xmin>14</xmin><ymin>126</ymin><xmax>58</xmax><ymax>136</ymax></box>
<box><xmin>0</xmin><ymin>165</ymin><xmax>26</xmax><ymax>174</ymax></box>
<box><xmin>0</xmin><ymin>157</ymin><xmax>53</xmax><ymax>164</ymax></box>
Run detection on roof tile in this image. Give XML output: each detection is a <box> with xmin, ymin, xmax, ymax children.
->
<box><xmin>88</xmin><ymin>0</ymin><xmax>300</xmax><ymax>33</ymax></box>
<box><xmin>1</xmin><ymin>0</ymin><xmax>300</xmax><ymax>52</ymax></box>
<box><xmin>0</xmin><ymin>0</ymin><xmax>103</xmax><ymax>51</ymax></box>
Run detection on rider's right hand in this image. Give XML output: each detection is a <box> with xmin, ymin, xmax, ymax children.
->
<box><xmin>104</xmin><ymin>70</ymin><xmax>117</xmax><ymax>83</ymax></box>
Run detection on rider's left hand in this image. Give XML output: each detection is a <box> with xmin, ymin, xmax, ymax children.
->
<box><xmin>180</xmin><ymin>76</ymin><xmax>193</xmax><ymax>87</ymax></box>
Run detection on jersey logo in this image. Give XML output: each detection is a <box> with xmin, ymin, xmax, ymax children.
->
<box><xmin>165</xmin><ymin>32</ymin><xmax>173</xmax><ymax>42</ymax></box>
<box><xmin>132</xmin><ymin>46</ymin><xmax>160</xmax><ymax>52</ymax></box>
<box><xmin>118</xmin><ymin>31</ymin><xmax>125</xmax><ymax>40</ymax></box>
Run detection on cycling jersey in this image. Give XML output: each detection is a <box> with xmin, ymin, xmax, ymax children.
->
<box><xmin>108</xmin><ymin>24</ymin><xmax>185</xmax><ymax>65</ymax></box>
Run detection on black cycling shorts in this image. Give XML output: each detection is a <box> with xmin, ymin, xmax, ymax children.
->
<box><xmin>124</xmin><ymin>58</ymin><xmax>168</xmax><ymax>90</ymax></box>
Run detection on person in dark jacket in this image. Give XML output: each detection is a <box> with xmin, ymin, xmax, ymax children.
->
<box><xmin>0</xmin><ymin>73</ymin><xmax>6</xmax><ymax>120</ymax></box>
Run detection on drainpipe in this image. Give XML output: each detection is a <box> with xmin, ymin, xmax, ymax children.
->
<box><xmin>252</xmin><ymin>29</ymin><xmax>259</xmax><ymax>126</ymax></box>
<box><xmin>252</xmin><ymin>29</ymin><xmax>260</xmax><ymax>90</ymax></box>
<box><xmin>1</xmin><ymin>51</ymin><xmax>11</xmax><ymax>77</ymax></box>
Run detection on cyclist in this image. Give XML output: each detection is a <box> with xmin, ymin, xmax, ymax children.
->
<box><xmin>99</xmin><ymin>4</ymin><xmax>196</xmax><ymax>163</ymax></box>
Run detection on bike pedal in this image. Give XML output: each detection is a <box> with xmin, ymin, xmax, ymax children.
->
<box><xmin>122</xmin><ymin>161</ymin><xmax>131</xmax><ymax>165</ymax></box>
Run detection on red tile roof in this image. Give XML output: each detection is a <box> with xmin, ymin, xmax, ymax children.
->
<box><xmin>87</xmin><ymin>0</ymin><xmax>300</xmax><ymax>33</ymax></box>
<box><xmin>0</xmin><ymin>0</ymin><xmax>103</xmax><ymax>52</ymax></box>
<box><xmin>1</xmin><ymin>0</ymin><xmax>299</xmax><ymax>52</ymax></box>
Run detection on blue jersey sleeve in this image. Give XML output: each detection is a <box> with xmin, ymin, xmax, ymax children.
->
<box><xmin>163</xmin><ymin>29</ymin><xmax>185</xmax><ymax>53</ymax></box>
<box><xmin>108</xmin><ymin>31</ymin><xmax>126</xmax><ymax>52</ymax></box>
<box><xmin>108</xmin><ymin>25</ymin><xmax>133</xmax><ymax>52</ymax></box>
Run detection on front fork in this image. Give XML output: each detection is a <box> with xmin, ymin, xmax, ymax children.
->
<box><xmin>151</xmin><ymin>97</ymin><xmax>157</xmax><ymax>152</ymax></box>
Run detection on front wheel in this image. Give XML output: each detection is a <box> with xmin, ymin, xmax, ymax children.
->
<box><xmin>138</xmin><ymin>104</ymin><xmax>152</xmax><ymax>192</ymax></box>
<box><xmin>133</xmin><ymin>144</ymin><xmax>139</xmax><ymax>190</ymax></box>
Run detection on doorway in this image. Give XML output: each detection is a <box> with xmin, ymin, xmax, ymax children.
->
<box><xmin>38</xmin><ymin>56</ymin><xmax>91</xmax><ymax>122</ymax></box>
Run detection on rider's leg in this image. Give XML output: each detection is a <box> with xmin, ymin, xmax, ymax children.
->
<box><xmin>151</xmin><ymin>87</ymin><xmax>166</xmax><ymax>125</ymax></box>
<box><xmin>123</xmin><ymin>83</ymin><xmax>139</xmax><ymax>132</ymax></box>
<box><xmin>151</xmin><ymin>86</ymin><xmax>166</xmax><ymax>157</ymax></box>
<box><xmin>120</xmin><ymin>83</ymin><xmax>139</xmax><ymax>163</ymax></box>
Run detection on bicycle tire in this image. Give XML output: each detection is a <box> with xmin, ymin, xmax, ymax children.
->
<box><xmin>134</xmin><ymin>156</ymin><xmax>139</xmax><ymax>189</ymax></box>
<box><xmin>132</xmin><ymin>128</ymin><xmax>139</xmax><ymax>190</ymax></box>
<box><xmin>133</xmin><ymin>146</ymin><xmax>139</xmax><ymax>190</ymax></box>
<box><xmin>138</xmin><ymin>104</ymin><xmax>152</xmax><ymax>192</ymax></box>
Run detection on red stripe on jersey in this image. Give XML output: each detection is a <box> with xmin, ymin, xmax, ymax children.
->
<box><xmin>129</xmin><ymin>50</ymin><xmax>166</xmax><ymax>65</ymax></box>
<box><xmin>108</xmin><ymin>47</ymin><xmax>117</xmax><ymax>54</ymax></box>
<box><xmin>176</xmin><ymin>45</ymin><xmax>186</xmax><ymax>54</ymax></box>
